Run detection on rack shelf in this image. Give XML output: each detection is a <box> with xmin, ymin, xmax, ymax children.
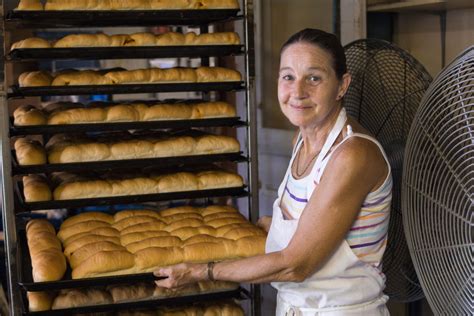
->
<box><xmin>367</xmin><ymin>0</ymin><xmax>474</xmax><ymax>13</ymax></box>
<box><xmin>5</xmin><ymin>9</ymin><xmax>242</xmax><ymax>28</ymax></box>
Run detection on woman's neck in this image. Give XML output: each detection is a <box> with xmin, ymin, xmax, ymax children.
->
<box><xmin>299</xmin><ymin>106</ymin><xmax>342</xmax><ymax>155</ymax></box>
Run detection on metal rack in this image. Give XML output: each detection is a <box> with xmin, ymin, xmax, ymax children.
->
<box><xmin>0</xmin><ymin>0</ymin><xmax>258</xmax><ymax>315</ymax></box>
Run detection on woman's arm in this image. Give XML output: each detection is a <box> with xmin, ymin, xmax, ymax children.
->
<box><xmin>155</xmin><ymin>137</ymin><xmax>388</xmax><ymax>288</ymax></box>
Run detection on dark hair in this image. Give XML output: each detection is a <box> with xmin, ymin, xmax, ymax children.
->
<box><xmin>280</xmin><ymin>28</ymin><xmax>347</xmax><ymax>80</ymax></box>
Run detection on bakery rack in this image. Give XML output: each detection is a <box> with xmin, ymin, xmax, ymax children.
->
<box><xmin>0</xmin><ymin>0</ymin><xmax>259</xmax><ymax>315</ymax></box>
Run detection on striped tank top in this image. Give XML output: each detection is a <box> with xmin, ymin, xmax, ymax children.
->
<box><xmin>281</xmin><ymin>126</ymin><xmax>392</xmax><ymax>267</ymax></box>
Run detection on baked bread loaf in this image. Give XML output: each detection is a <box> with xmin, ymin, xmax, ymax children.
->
<box><xmin>52</xmin><ymin>288</ymin><xmax>112</xmax><ymax>310</ymax></box>
<box><xmin>27</xmin><ymin>292</ymin><xmax>54</xmax><ymax>312</ymax></box>
<box><xmin>16</xmin><ymin>0</ymin><xmax>43</xmax><ymax>10</ymax></box>
<box><xmin>23</xmin><ymin>175</ymin><xmax>52</xmax><ymax>202</ymax></box>
<box><xmin>196</xmin><ymin>67</ymin><xmax>241</xmax><ymax>82</ymax></box>
<box><xmin>18</xmin><ymin>71</ymin><xmax>53</xmax><ymax>87</ymax></box>
<box><xmin>11</xmin><ymin>38</ymin><xmax>50</xmax><ymax>50</ymax></box>
<box><xmin>26</xmin><ymin>219</ymin><xmax>66</xmax><ymax>282</ymax></box>
<box><xmin>51</xmin><ymin>70</ymin><xmax>113</xmax><ymax>86</ymax></box>
<box><xmin>44</xmin><ymin>0</ymin><xmax>239</xmax><ymax>10</ymax></box>
<box><xmin>13</xmin><ymin>105</ymin><xmax>47</xmax><ymax>126</ymax></box>
<box><xmin>14</xmin><ymin>138</ymin><xmax>47</xmax><ymax>165</ymax></box>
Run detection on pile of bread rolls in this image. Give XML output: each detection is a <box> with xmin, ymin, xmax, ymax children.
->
<box><xmin>18</xmin><ymin>66</ymin><xmax>241</xmax><ymax>87</ymax></box>
<box><xmin>17</xmin><ymin>0</ymin><xmax>240</xmax><ymax>11</ymax></box>
<box><xmin>13</xmin><ymin>101</ymin><xmax>236</xmax><ymax>126</ymax></box>
<box><xmin>15</xmin><ymin>132</ymin><xmax>239</xmax><ymax>165</ymax></box>
<box><xmin>23</xmin><ymin>170</ymin><xmax>243</xmax><ymax>202</ymax></box>
<box><xmin>55</xmin><ymin>205</ymin><xmax>265</xmax><ymax>279</ymax></box>
<box><xmin>11</xmin><ymin>31</ymin><xmax>240</xmax><ymax>50</ymax></box>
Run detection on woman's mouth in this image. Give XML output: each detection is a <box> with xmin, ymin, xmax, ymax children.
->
<box><xmin>289</xmin><ymin>104</ymin><xmax>311</xmax><ymax>110</ymax></box>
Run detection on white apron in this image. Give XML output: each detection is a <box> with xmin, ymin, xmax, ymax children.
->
<box><xmin>265</xmin><ymin>109</ymin><xmax>389</xmax><ymax>316</ymax></box>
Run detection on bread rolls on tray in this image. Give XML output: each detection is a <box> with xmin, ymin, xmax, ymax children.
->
<box><xmin>13</xmin><ymin>101</ymin><xmax>236</xmax><ymax>127</ymax></box>
<box><xmin>52</xmin><ymin>205</ymin><xmax>265</xmax><ymax>279</ymax></box>
<box><xmin>18</xmin><ymin>66</ymin><xmax>241</xmax><ymax>87</ymax></box>
<box><xmin>39</xmin><ymin>0</ymin><xmax>239</xmax><ymax>10</ymax></box>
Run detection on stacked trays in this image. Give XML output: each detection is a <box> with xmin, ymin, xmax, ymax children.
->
<box><xmin>4</xmin><ymin>2</ymin><xmax>257</xmax><ymax>315</ymax></box>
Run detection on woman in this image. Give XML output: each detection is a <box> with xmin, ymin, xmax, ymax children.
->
<box><xmin>154</xmin><ymin>28</ymin><xmax>392</xmax><ymax>315</ymax></box>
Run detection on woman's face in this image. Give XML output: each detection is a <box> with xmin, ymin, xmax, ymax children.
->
<box><xmin>278</xmin><ymin>42</ymin><xmax>349</xmax><ymax>129</ymax></box>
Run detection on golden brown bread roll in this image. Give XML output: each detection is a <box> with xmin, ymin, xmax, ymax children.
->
<box><xmin>26</xmin><ymin>219</ymin><xmax>56</xmax><ymax>236</ymax></box>
<box><xmin>64</xmin><ymin>235</ymin><xmax>121</xmax><ymax>258</ymax></box>
<box><xmin>27</xmin><ymin>292</ymin><xmax>54</xmax><ymax>312</ymax></box>
<box><xmin>156</xmin><ymin>172</ymin><xmax>199</xmax><ymax>193</ymax></box>
<box><xmin>11</xmin><ymin>38</ymin><xmax>50</xmax><ymax>50</ymax></box>
<box><xmin>60</xmin><ymin>211</ymin><xmax>114</xmax><ymax>229</ymax></box>
<box><xmin>134</xmin><ymin>246</ymin><xmax>184</xmax><ymax>270</ymax></box>
<box><xmin>191</xmin><ymin>0</ymin><xmax>240</xmax><ymax>9</ymax></box>
<box><xmin>48</xmin><ymin>141</ymin><xmax>112</xmax><ymax>163</ymax></box>
<box><xmin>53</xmin><ymin>33</ymin><xmax>112</xmax><ymax>48</ymax></box>
<box><xmin>52</xmin><ymin>288</ymin><xmax>112</xmax><ymax>309</ymax></box>
<box><xmin>152</xmin><ymin>282</ymin><xmax>201</xmax><ymax>298</ymax></box>
<box><xmin>126</xmin><ymin>32</ymin><xmax>157</xmax><ymax>46</ymax></box>
<box><xmin>120</xmin><ymin>230</ymin><xmax>170</xmax><ymax>246</ymax></box>
<box><xmin>170</xmin><ymin>225</ymin><xmax>216</xmax><ymax>240</ymax></box>
<box><xmin>112</xmin><ymin>216</ymin><xmax>160</xmax><ymax>231</ymax></box>
<box><xmin>143</xmin><ymin>103</ymin><xmax>193</xmax><ymax>121</ymax></box>
<box><xmin>72</xmin><ymin>250</ymin><xmax>135</xmax><ymax>279</ymax></box>
<box><xmin>188</xmin><ymin>32</ymin><xmax>240</xmax><ymax>45</ymax></box>
<box><xmin>126</xmin><ymin>236</ymin><xmax>183</xmax><ymax>253</ymax></box>
<box><xmin>108</xmin><ymin>283</ymin><xmax>155</xmax><ymax>303</ymax></box>
<box><xmin>223</xmin><ymin>227</ymin><xmax>266</xmax><ymax>240</ymax></box>
<box><xmin>195</xmin><ymin>135</ymin><xmax>240</xmax><ymax>154</ymax></box>
<box><xmin>159</xmin><ymin>206</ymin><xmax>201</xmax><ymax>217</ymax></box>
<box><xmin>191</xmin><ymin>101</ymin><xmax>237</xmax><ymax>119</ymax></box>
<box><xmin>63</xmin><ymin>226</ymin><xmax>120</xmax><ymax>248</ymax></box>
<box><xmin>197</xmin><ymin>171</ymin><xmax>243</xmax><ymax>189</ymax></box>
<box><xmin>196</xmin><ymin>67</ymin><xmax>241</xmax><ymax>82</ymax></box>
<box><xmin>203</xmin><ymin>211</ymin><xmax>244</xmax><ymax>222</ymax></box>
<box><xmin>155</xmin><ymin>32</ymin><xmax>185</xmax><ymax>46</ymax></box>
<box><xmin>160</xmin><ymin>212</ymin><xmax>203</xmax><ymax>224</ymax></box>
<box><xmin>183</xmin><ymin>234</ymin><xmax>224</xmax><ymax>246</ymax></box>
<box><xmin>14</xmin><ymin>138</ymin><xmax>46</xmax><ymax>166</ymax></box>
<box><xmin>183</xmin><ymin>240</ymin><xmax>234</xmax><ymax>262</ymax></box>
<box><xmin>48</xmin><ymin>107</ymin><xmax>107</xmax><ymax>125</ymax></box>
<box><xmin>215</xmin><ymin>223</ymin><xmax>255</xmax><ymax>237</ymax></box>
<box><xmin>52</xmin><ymin>70</ymin><xmax>113</xmax><ymax>86</ymax></box>
<box><xmin>69</xmin><ymin>241</ymin><xmax>126</xmax><ymax>269</ymax></box>
<box><xmin>53</xmin><ymin>179</ymin><xmax>113</xmax><ymax>200</ymax></box>
<box><xmin>16</xmin><ymin>0</ymin><xmax>43</xmax><ymax>10</ymax></box>
<box><xmin>13</xmin><ymin>105</ymin><xmax>47</xmax><ymax>126</ymax></box>
<box><xmin>114</xmin><ymin>209</ymin><xmax>161</xmax><ymax>222</ymax></box>
<box><xmin>18</xmin><ymin>71</ymin><xmax>53</xmax><ymax>87</ymax></box>
<box><xmin>28</xmin><ymin>231</ymin><xmax>62</xmax><ymax>256</ymax></box>
<box><xmin>23</xmin><ymin>175</ymin><xmax>52</xmax><ymax>202</ymax></box>
<box><xmin>197</xmin><ymin>281</ymin><xmax>239</xmax><ymax>293</ymax></box>
<box><xmin>32</xmin><ymin>249</ymin><xmax>67</xmax><ymax>282</ymax></box>
<box><xmin>201</xmin><ymin>205</ymin><xmax>238</xmax><ymax>216</ymax></box>
<box><xmin>162</xmin><ymin>218</ymin><xmax>204</xmax><ymax>232</ymax></box>
<box><xmin>120</xmin><ymin>221</ymin><xmax>167</xmax><ymax>236</ymax></box>
<box><xmin>57</xmin><ymin>220</ymin><xmax>112</xmax><ymax>242</ymax></box>
<box><xmin>234</xmin><ymin>236</ymin><xmax>266</xmax><ymax>258</ymax></box>
<box><xmin>206</xmin><ymin>217</ymin><xmax>247</xmax><ymax>228</ymax></box>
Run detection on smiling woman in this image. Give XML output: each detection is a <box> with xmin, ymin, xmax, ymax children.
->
<box><xmin>154</xmin><ymin>29</ymin><xmax>392</xmax><ymax>316</ymax></box>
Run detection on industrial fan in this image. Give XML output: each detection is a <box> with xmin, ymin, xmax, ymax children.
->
<box><xmin>402</xmin><ymin>46</ymin><xmax>474</xmax><ymax>315</ymax></box>
<box><xmin>342</xmin><ymin>39</ymin><xmax>432</xmax><ymax>302</ymax></box>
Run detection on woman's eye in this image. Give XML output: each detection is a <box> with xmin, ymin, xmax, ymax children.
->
<box><xmin>282</xmin><ymin>74</ymin><xmax>293</xmax><ymax>81</ymax></box>
<box><xmin>309</xmin><ymin>76</ymin><xmax>320</xmax><ymax>82</ymax></box>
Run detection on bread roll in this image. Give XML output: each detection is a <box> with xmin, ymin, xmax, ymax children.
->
<box><xmin>13</xmin><ymin>105</ymin><xmax>47</xmax><ymax>126</ymax></box>
<box><xmin>52</xmin><ymin>70</ymin><xmax>113</xmax><ymax>86</ymax></box>
<box><xmin>120</xmin><ymin>230</ymin><xmax>170</xmax><ymax>246</ymax></box>
<box><xmin>19</xmin><ymin>71</ymin><xmax>53</xmax><ymax>87</ymax></box>
<box><xmin>11</xmin><ymin>38</ymin><xmax>50</xmax><ymax>50</ymax></box>
<box><xmin>120</xmin><ymin>221</ymin><xmax>167</xmax><ymax>236</ymax></box>
<box><xmin>45</xmin><ymin>0</ymin><xmax>100</xmax><ymax>10</ymax></box>
<box><xmin>158</xmin><ymin>206</ymin><xmax>201</xmax><ymax>217</ymax></box>
<box><xmin>64</xmin><ymin>235</ymin><xmax>121</xmax><ymax>258</ymax></box>
<box><xmin>203</xmin><ymin>211</ymin><xmax>244</xmax><ymax>222</ymax></box>
<box><xmin>114</xmin><ymin>209</ymin><xmax>161</xmax><ymax>222</ymax></box>
<box><xmin>26</xmin><ymin>219</ymin><xmax>56</xmax><ymax>236</ymax></box>
<box><xmin>69</xmin><ymin>241</ymin><xmax>126</xmax><ymax>269</ymax></box>
<box><xmin>215</xmin><ymin>223</ymin><xmax>255</xmax><ymax>237</ymax></box>
<box><xmin>63</xmin><ymin>227</ymin><xmax>120</xmax><ymax>248</ymax></box>
<box><xmin>143</xmin><ymin>103</ymin><xmax>193</xmax><ymax>121</ymax></box>
<box><xmin>57</xmin><ymin>220</ymin><xmax>112</xmax><ymax>241</ymax></box>
<box><xmin>110</xmin><ymin>34</ymin><xmax>133</xmax><ymax>46</ymax></box>
<box><xmin>52</xmin><ymin>288</ymin><xmax>112</xmax><ymax>309</ymax></box>
<box><xmin>191</xmin><ymin>102</ymin><xmax>236</xmax><ymax>119</ymax></box>
<box><xmin>162</xmin><ymin>218</ymin><xmax>204</xmax><ymax>232</ymax></box>
<box><xmin>155</xmin><ymin>32</ymin><xmax>185</xmax><ymax>46</ymax></box>
<box><xmin>134</xmin><ymin>246</ymin><xmax>184</xmax><ymax>270</ymax></box>
<box><xmin>201</xmin><ymin>205</ymin><xmax>238</xmax><ymax>216</ymax></box>
<box><xmin>183</xmin><ymin>234</ymin><xmax>223</xmax><ymax>246</ymax></box>
<box><xmin>170</xmin><ymin>225</ymin><xmax>216</xmax><ymax>240</ymax></box>
<box><xmin>16</xmin><ymin>0</ymin><xmax>43</xmax><ymax>10</ymax></box>
<box><xmin>113</xmin><ymin>216</ymin><xmax>160</xmax><ymax>231</ymax></box>
<box><xmin>108</xmin><ymin>283</ymin><xmax>155</xmax><ymax>303</ymax></box>
<box><xmin>160</xmin><ymin>212</ymin><xmax>203</xmax><ymax>224</ymax></box>
<box><xmin>156</xmin><ymin>172</ymin><xmax>199</xmax><ymax>193</ymax></box>
<box><xmin>110</xmin><ymin>177</ymin><xmax>159</xmax><ymax>196</ymax></box>
<box><xmin>183</xmin><ymin>241</ymin><xmax>233</xmax><ymax>262</ymax></box>
<box><xmin>152</xmin><ymin>282</ymin><xmax>201</xmax><ymax>298</ymax></box>
<box><xmin>23</xmin><ymin>175</ymin><xmax>52</xmax><ymax>202</ymax></box>
<box><xmin>126</xmin><ymin>236</ymin><xmax>183</xmax><ymax>253</ymax></box>
<box><xmin>27</xmin><ymin>292</ymin><xmax>54</xmax><ymax>312</ymax></box>
<box><xmin>48</xmin><ymin>107</ymin><xmax>107</xmax><ymax>125</ymax></box>
<box><xmin>60</xmin><ymin>211</ymin><xmax>114</xmax><ymax>230</ymax></box>
<box><xmin>32</xmin><ymin>249</ymin><xmax>67</xmax><ymax>282</ymax></box>
<box><xmin>106</xmin><ymin>103</ymin><xmax>144</xmax><ymax>122</ymax></box>
<box><xmin>223</xmin><ymin>227</ymin><xmax>266</xmax><ymax>240</ymax></box>
<box><xmin>197</xmin><ymin>171</ymin><xmax>243</xmax><ymax>189</ymax></box>
<box><xmin>196</xmin><ymin>67</ymin><xmax>241</xmax><ymax>82</ymax></box>
<box><xmin>149</xmin><ymin>68</ymin><xmax>197</xmax><ymax>83</ymax></box>
<box><xmin>234</xmin><ymin>236</ymin><xmax>266</xmax><ymax>257</ymax></box>
<box><xmin>191</xmin><ymin>0</ymin><xmax>240</xmax><ymax>9</ymax></box>
<box><xmin>15</xmin><ymin>137</ymin><xmax>46</xmax><ymax>165</ymax></box>
<box><xmin>195</xmin><ymin>135</ymin><xmax>240</xmax><ymax>154</ymax></box>
<box><xmin>28</xmin><ymin>231</ymin><xmax>62</xmax><ymax>256</ymax></box>
<box><xmin>72</xmin><ymin>250</ymin><xmax>135</xmax><ymax>279</ymax></box>
<box><xmin>206</xmin><ymin>217</ymin><xmax>247</xmax><ymax>228</ymax></box>
<box><xmin>149</xmin><ymin>0</ymin><xmax>192</xmax><ymax>9</ymax></box>
<box><xmin>126</xmin><ymin>32</ymin><xmax>157</xmax><ymax>46</ymax></box>
<box><xmin>54</xmin><ymin>179</ymin><xmax>113</xmax><ymax>200</ymax></box>
<box><xmin>190</xmin><ymin>32</ymin><xmax>240</xmax><ymax>45</ymax></box>
<box><xmin>197</xmin><ymin>281</ymin><xmax>238</xmax><ymax>293</ymax></box>
<box><xmin>53</xmin><ymin>33</ymin><xmax>112</xmax><ymax>48</ymax></box>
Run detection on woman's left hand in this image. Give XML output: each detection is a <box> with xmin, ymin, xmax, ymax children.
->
<box><xmin>153</xmin><ymin>262</ymin><xmax>206</xmax><ymax>289</ymax></box>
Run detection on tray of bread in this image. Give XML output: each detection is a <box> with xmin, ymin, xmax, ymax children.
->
<box><xmin>12</xmin><ymin>130</ymin><xmax>248</xmax><ymax>174</ymax></box>
<box><xmin>8</xmin><ymin>31</ymin><xmax>244</xmax><ymax>60</ymax></box>
<box><xmin>16</xmin><ymin>169</ymin><xmax>249</xmax><ymax>211</ymax></box>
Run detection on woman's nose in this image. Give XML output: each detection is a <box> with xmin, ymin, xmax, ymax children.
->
<box><xmin>291</xmin><ymin>80</ymin><xmax>307</xmax><ymax>99</ymax></box>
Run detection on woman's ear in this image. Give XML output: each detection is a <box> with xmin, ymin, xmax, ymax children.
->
<box><xmin>336</xmin><ymin>73</ymin><xmax>352</xmax><ymax>100</ymax></box>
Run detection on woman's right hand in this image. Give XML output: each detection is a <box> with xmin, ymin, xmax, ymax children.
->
<box><xmin>257</xmin><ymin>216</ymin><xmax>272</xmax><ymax>233</ymax></box>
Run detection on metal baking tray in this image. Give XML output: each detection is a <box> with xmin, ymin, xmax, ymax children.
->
<box><xmin>16</xmin><ymin>179</ymin><xmax>249</xmax><ymax>211</ymax></box>
<box><xmin>10</xmin><ymin>117</ymin><xmax>247</xmax><ymax>136</ymax></box>
<box><xmin>12</xmin><ymin>152</ymin><xmax>248</xmax><ymax>175</ymax></box>
<box><xmin>6</xmin><ymin>9</ymin><xmax>241</xmax><ymax>28</ymax></box>
<box><xmin>7</xmin><ymin>45</ymin><xmax>244</xmax><ymax>61</ymax></box>
<box><xmin>8</xmin><ymin>82</ymin><xmax>245</xmax><ymax>97</ymax></box>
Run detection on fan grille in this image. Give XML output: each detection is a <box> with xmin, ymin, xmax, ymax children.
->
<box><xmin>403</xmin><ymin>46</ymin><xmax>474</xmax><ymax>315</ymax></box>
<box><xmin>343</xmin><ymin>39</ymin><xmax>432</xmax><ymax>302</ymax></box>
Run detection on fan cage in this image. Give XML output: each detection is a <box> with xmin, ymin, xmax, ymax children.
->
<box><xmin>402</xmin><ymin>46</ymin><xmax>474</xmax><ymax>315</ymax></box>
<box><xmin>343</xmin><ymin>39</ymin><xmax>432</xmax><ymax>302</ymax></box>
